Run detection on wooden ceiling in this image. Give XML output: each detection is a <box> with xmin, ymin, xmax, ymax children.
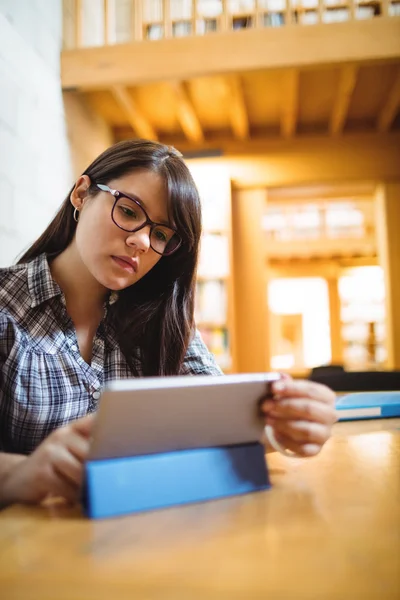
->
<box><xmin>79</xmin><ymin>61</ymin><xmax>400</xmax><ymax>149</ymax></box>
<box><xmin>61</xmin><ymin>2</ymin><xmax>400</xmax><ymax>152</ymax></box>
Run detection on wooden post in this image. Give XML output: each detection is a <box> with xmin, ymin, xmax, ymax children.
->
<box><xmin>104</xmin><ymin>0</ymin><xmax>109</xmax><ymax>45</ymax></box>
<box><xmin>163</xmin><ymin>0</ymin><xmax>171</xmax><ymax>37</ymax></box>
<box><xmin>192</xmin><ymin>0</ymin><xmax>197</xmax><ymax>35</ymax></box>
<box><xmin>132</xmin><ymin>0</ymin><xmax>143</xmax><ymax>40</ymax></box>
<box><xmin>74</xmin><ymin>0</ymin><xmax>82</xmax><ymax>47</ymax></box>
<box><xmin>285</xmin><ymin>0</ymin><xmax>291</xmax><ymax>26</ymax></box>
<box><xmin>221</xmin><ymin>0</ymin><xmax>229</xmax><ymax>32</ymax></box>
<box><xmin>349</xmin><ymin>0</ymin><xmax>356</xmax><ymax>21</ymax></box>
<box><xmin>255</xmin><ymin>0</ymin><xmax>261</xmax><ymax>28</ymax></box>
<box><xmin>231</xmin><ymin>188</ymin><xmax>270</xmax><ymax>373</ymax></box>
<box><xmin>375</xmin><ymin>182</ymin><xmax>400</xmax><ymax>370</ymax></box>
<box><xmin>317</xmin><ymin>0</ymin><xmax>324</xmax><ymax>24</ymax></box>
<box><xmin>327</xmin><ymin>277</ymin><xmax>343</xmax><ymax>364</ymax></box>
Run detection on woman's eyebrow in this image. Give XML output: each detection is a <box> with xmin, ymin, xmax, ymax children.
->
<box><xmin>120</xmin><ymin>190</ymin><xmax>171</xmax><ymax>226</ymax></box>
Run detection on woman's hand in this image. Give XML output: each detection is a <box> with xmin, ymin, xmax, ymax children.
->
<box><xmin>2</xmin><ymin>414</ymin><xmax>95</xmax><ymax>505</ymax></box>
<box><xmin>261</xmin><ymin>378</ymin><xmax>337</xmax><ymax>457</ymax></box>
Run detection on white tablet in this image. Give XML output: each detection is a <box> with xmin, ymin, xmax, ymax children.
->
<box><xmin>89</xmin><ymin>372</ymin><xmax>280</xmax><ymax>460</ymax></box>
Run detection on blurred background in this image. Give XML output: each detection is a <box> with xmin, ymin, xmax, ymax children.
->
<box><xmin>0</xmin><ymin>0</ymin><xmax>399</xmax><ymax>377</ymax></box>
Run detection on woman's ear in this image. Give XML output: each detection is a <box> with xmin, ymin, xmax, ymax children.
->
<box><xmin>70</xmin><ymin>175</ymin><xmax>92</xmax><ymax>210</ymax></box>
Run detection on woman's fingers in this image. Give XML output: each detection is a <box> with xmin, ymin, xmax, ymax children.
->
<box><xmin>272</xmin><ymin>431</ymin><xmax>322</xmax><ymax>458</ymax></box>
<box><xmin>2</xmin><ymin>416</ymin><xmax>94</xmax><ymax>506</ymax></box>
<box><xmin>260</xmin><ymin>378</ymin><xmax>336</xmax><ymax>457</ymax></box>
<box><xmin>70</xmin><ymin>413</ymin><xmax>96</xmax><ymax>438</ymax></box>
<box><xmin>47</xmin><ymin>466</ymin><xmax>81</xmax><ymax>503</ymax></box>
<box><xmin>272</xmin><ymin>379</ymin><xmax>336</xmax><ymax>406</ymax></box>
<box><xmin>64</xmin><ymin>430</ymin><xmax>91</xmax><ymax>462</ymax></box>
<box><xmin>267</xmin><ymin>418</ymin><xmax>331</xmax><ymax>446</ymax></box>
<box><xmin>51</xmin><ymin>443</ymin><xmax>85</xmax><ymax>488</ymax></box>
<box><xmin>262</xmin><ymin>397</ymin><xmax>337</xmax><ymax>425</ymax></box>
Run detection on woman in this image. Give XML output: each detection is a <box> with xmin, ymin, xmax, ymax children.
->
<box><xmin>0</xmin><ymin>140</ymin><xmax>336</xmax><ymax>506</ymax></box>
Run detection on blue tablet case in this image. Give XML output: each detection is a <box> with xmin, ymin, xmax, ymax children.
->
<box><xmin>84</xmin><ymin>442</ymin><xmax>270</xmax><ymax>519</ymax></box>
<box><xmin>336</xmin><ymin>391</ymin><xmax>400</xmax><ymax>421</ymax></box>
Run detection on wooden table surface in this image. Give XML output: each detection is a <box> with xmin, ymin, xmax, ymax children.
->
<box><xmin>0</xmin><ymin>419</ymin><xmax>399</xmax><ymax>600</ymax></box>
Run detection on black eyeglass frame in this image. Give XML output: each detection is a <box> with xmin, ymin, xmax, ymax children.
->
<box><xmin>95</xmin><ymin>183</ymin><xmax>182</xmax><ymax>256</ymax></box>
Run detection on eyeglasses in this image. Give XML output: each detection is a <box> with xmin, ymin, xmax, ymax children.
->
<box><xmin>95</xmin><ymin>183</ymin><xmax>182</xmax><ymax>256</ymax></box>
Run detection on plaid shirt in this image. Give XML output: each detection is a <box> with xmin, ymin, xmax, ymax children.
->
<box><xmin>0</xmin><ymin>254</ymin><xmax>222</xmax><ymax>455</ymax></box>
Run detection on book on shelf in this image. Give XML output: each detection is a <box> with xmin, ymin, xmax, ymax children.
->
<box><xmin>197</xmin><ymin>325</ymin><xmax>231</xmax><ymax>371</ymax></box>
<box><xmin>195</xmin><ymin>280</ymin><xmax>228</xmax><ymax>324</ymax></box>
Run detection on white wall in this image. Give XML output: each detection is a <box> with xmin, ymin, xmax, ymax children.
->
<box><xmin>0</xmin><ymin>0</ymin><xmax>73</xmax><ymax>266</ymax></box>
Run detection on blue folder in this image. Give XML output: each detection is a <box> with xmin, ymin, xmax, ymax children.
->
<box><xmin>336</xmin><ymin>391</ymin><xmax>400</xmax><ymax>421</ymax></box>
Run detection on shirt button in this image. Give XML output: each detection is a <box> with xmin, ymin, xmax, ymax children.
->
<box><xmin>92</xmin><ymin>391</ymin><xmax>101</xmax><ymax>400</ymax></box>
<box><xmin>71</xmin><ymin>345</ymin><xmax>78</xmax><ymax>352</ymax></box>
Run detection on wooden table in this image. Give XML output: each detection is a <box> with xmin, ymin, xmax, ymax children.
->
<box><xmin>0</xmin><ymin>419</ymin><xmax>399</xmax><ymax>600</ymax></box>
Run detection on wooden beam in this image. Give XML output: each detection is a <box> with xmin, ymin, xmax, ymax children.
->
<box><xmin>126</xmin><ymin>133</ymin><xmax>400</xmax><ymax>188</ymax></box>
<box><xmin>62</xmin><ymin>18</ymin><xmax>400</xmax><ymax>90</ymax></box>
<box><xmin>223</xmin><ymin>133</ymin><xmax>400</xmax><ymax>188</ymax></box>
<box><xmin>172</xmin><ymin>82</ymin><xmax>204</xmax><ymax>143</ymax></box>
<box><xmin>226</xmin><ymin>76</ymin><xmax>249</xmax><ymax>140</ymax></box>
<box><xmin>281</xmin><ymin>69</ymin><xmax>299</xmax><ymax>138</ymax></box>
<box><xmin>114</xmin><ymin>130</ymin><xmax>400</xmax><ymax>179</ymax></box>
<box><xmin>377</xmin><ymin>68</ymin><xmax>400</xmax><ymax>132</ymax></box>
<box><xmin>330</xmin><ymin>65</ymin><xmax>358</xmax><ymax>136</ymax></box>
<box><xmin>114</xmin><ymin>132</ymin><xmax>400</xmax><ymax>190</ymax></box>
<box><xmin>111</xmin><ymin>85</ymin><xmax>158</xmax><ymax>140</ymax></box>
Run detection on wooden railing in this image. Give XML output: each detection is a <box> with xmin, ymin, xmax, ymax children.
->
<box><xmin>63</xmin><ymin>0</ymin><xmax>399</xmax><ymax>49</ymax></box>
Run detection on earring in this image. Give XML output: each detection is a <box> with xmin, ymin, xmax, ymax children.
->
<box><xmin>109</xmin><ymin>291</ymin><xmax>119</xmax><ymax>305</ymax></box>
<box><xmin>73</xmin><ymin>208</ymin><xmax>80</xmax><ymax>222</ymax></box>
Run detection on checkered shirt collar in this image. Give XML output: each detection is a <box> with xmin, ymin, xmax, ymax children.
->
<box><xmin>27</xmin><ymin>254</ymin><xmax>63</xmax><ymax>308</ymax></box>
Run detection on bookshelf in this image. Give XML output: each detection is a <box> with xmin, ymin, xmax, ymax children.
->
<box><xmin>187</xmin><ymin>162</ymin><xmax>235</xmax><ymax>372</ymax></box>
<box><xmin>339</xmin><ymin>266</ymin><xmax>387</xmax><ymax>370</ymax></box>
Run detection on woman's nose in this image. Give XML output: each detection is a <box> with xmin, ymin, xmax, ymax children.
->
<box><xmin>125</xmin><ymin>226</ymin><xmax>151</xmax><ymax>253</ymax></box>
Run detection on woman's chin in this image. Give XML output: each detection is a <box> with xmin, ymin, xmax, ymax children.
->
<box><xmin>100</xmin><ymin>273</ymin><xmax>139</xmax><ymax>292</ymax></box>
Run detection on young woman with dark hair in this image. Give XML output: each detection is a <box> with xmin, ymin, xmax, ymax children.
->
<box><xmin>0</xmin><ymin>140</ymin><xmax>336</xmax><ymax>506</ymax></box>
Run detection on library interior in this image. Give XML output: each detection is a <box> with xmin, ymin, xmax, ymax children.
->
<box><xmin>0</xmin><ymin>2</ymin><xmax>399</xmax><ymax>599</ymax></box>
<box><xmin>61</xmin><ymin>0</ymin><xmax>400</xmax><ymax>378</ymax></box>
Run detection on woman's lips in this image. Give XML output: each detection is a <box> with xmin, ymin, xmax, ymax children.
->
<box><xmin>112</xmin><ymin>256</ymin><xmax>137</xmax><ymax>274</ymax></box>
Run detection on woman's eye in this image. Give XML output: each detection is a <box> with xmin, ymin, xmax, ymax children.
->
<box><xmin>120</xmin><ymin>206</ymin><xmax>137</xmax><ymax>218</ymax></box>
<box><xmin>155</xmin><ymin>229</ymin><xmax>167</xmax><ymax>242</ymax></box>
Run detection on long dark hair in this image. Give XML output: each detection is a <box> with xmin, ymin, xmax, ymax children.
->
<box><xmin>18</xmin><ymin>140</ymin><xmax>202</xmax><ymax>376</ymax></box>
